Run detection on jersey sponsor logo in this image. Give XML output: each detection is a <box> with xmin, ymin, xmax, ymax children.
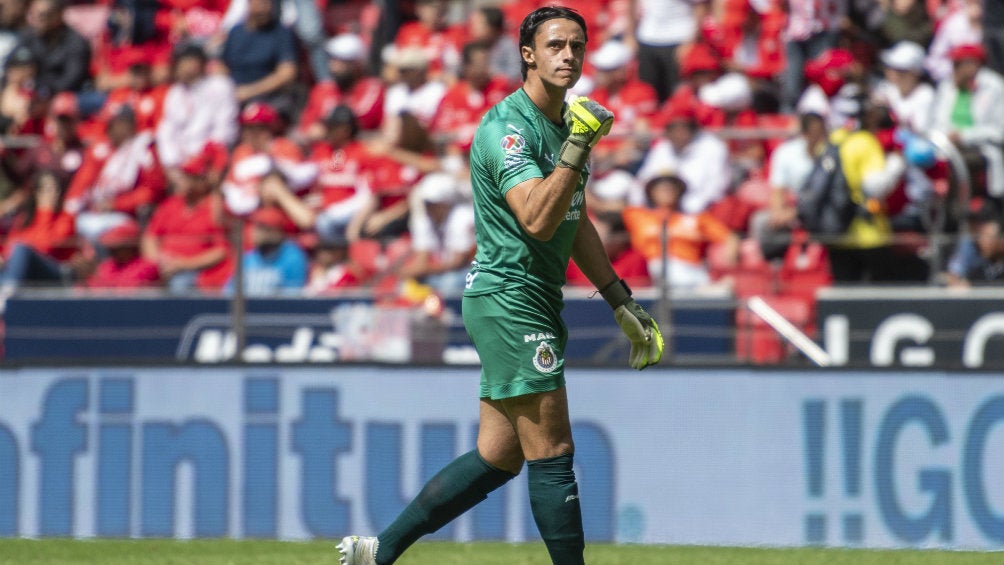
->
<box><xmin>532</xmin><ymin>341</ymin><xmax>558</xmax><ymax>373</ymax></box>
<box><xmin>500</xmin><ymin>133</ymin><xmax>526</xmax><ymax>154</ymax></box>
<box><xmin>524</xmin><ymin>331</ymin><xmax>556</xmax><ymax>343</ymax></box>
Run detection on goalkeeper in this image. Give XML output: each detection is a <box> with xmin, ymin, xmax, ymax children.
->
<box><xmin>338</xmin><ymin>6</ymin><xmax>663</xmax><ymax>565</ymax></box>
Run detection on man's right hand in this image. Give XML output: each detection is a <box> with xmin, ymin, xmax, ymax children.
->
<box><xmin>558</xmin><ymin>96</ymin><xmax>614</xmax><ymax>171</ymax></box>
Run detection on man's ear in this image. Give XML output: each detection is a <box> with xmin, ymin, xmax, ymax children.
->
<box><xmin>521</xmin><ymin>45</ymin><xmax>535</xmax><ymax>70</ymax></box>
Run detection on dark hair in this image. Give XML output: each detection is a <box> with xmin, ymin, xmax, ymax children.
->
<box><xmin>461</xmin><ymin>40</ymin><xmax>493</xmax><ymax>67</ymax></box>
<box><xmin>479</xmin><ymin>6</ymin><xmax>505</xmax><ymax>33</ymax></box>
<box><xmin>325</xmin><ymin>104</ymin><xmax>359</xmax><ymax>137</ymax></box>
<box><xmin>518</xmin><ymin>6</ymin><xmax>587</xmax><ymax>80</ymax></box>
<box><xmin>799</xmin><ymin>112</ymin><xmax>825</xmax><ymax>133</ymax></box>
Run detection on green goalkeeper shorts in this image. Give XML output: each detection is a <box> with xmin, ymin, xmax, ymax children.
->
<box><xmin>462</xmin><ymin>289</ymin><xmax>568</xmax><ymax>400</ymax></box>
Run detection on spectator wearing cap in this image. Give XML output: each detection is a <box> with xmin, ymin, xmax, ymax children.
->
<box><xmin>295</xmin><ymin>33</ymin><xmax>385</xmax><ymax>143</ymax></box>
<box><xmin>622</xmin><ymin>174</ymin><xmax>738</xmax><ymax>289</ymax></box>
<box><xmin>946</xmin><ymin>198</ymin><xmax>1004</xmax><ymax>286</ymax></box>
<box><xmin>704</xmin><ymin>0</ymin><xmax>785</xmax><ymax>113</ymax></box>
<box><xmin>219</xmin><ymin>0</ymin><xmax>297</xmax><ymax>108</ymax></box>
<box><xmin>926</xmin><ymin>0</ymin><xmax>983</xmax><ymax>82</ymax></box>
<box><xmin>222</xmin><ymin>101</ymin><xmax>316</xmax><ymax>217</ymax></box>
<box><xmin>307</xmin><ymin>105</ymin><xmax>373</xmax><ymax>245</ymax></box>
<box><xmin>141</xmin><ymin>150</ymin><xmax>232</xmax><ymax>293</ymax></box>
<box><xmin>90</xmin><ymin>47</ymin><xmax>168</xmax><ymax>139</ymax></box>
<box><xmin>930</xmin><ymin>43</ymin><xmax>1004</xmax><ymax>200</ymax></box>
<box><xmin>585</xmin><ymin>39</ymin><xmax>659</xmax><ymax>170</ymax></box>
<box><xmin>636</xmin><ymin>99</ymin><xmax>731</xmax><ymax>214</ymax></box>
<box><xmin>873</xmin><ymin>41</ymin><xmax>935</xmax><ymax>132</ymax></box>
<box><xmin>398</xmin><ymin>172</ymin><xmax>475</xmax><ymax>297</ymax></box>
<box><xmin>429</xmin><ymin>40</ymin><xmax>512</xmax><ymax>153</ymax></box>
<box><xmin>393</xmin><ymin>0</ymin><xmax>466</xmax><ymax>80</ymax></box>
<box><xmin>17</xmin><ymin>0</ymin><xmax>90</xmax><ymax>95</ymax></box>
<box><xmin>381</xmin><ymin>44</ymin><xmax>447</xmax><ymax>149</ymax></box>
<box><xmin>155</xmin><ymin>42</ymin><xmax>238</xmax><ymax>184</ymax></box>
<box><xmin>652</xmin><ymin>43</ymin><xmax>752</xmax><ymax>130</ymax></box>
<box><xmin>64</xmin><ymin>105</ymin><xmax>167</xmax><ymax>246</ymax></box>
<box><xmin>226</xmin><ymin>205</ymin><xmax>307</xmax><ymax>296</ymax></box>
<box><xmin>796</xmin><ymin>48</ymin><xmax>867</xmax><ymax>131</ymax></box>
<box><xmin>467</xmin><ymin>5</ymin><xmax>520</xmax><ymax>83</ymax></box>
<box><xmin>624</xmin><ymin>0</ymin><xmax>709</xmax><ymax>103</ymax></box>
<box><xmin>778</xmin><ymin>0</ymin><xmax>845</xmax><ymax>113</ymax></box>
<box><xmin>86</xmin><ymin>219</ymin><xmax>160</xmax><ymax>289</ymax></box>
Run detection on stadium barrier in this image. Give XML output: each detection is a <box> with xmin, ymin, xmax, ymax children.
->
<box><xmin>0</xmin><ymin>366</ymin><xmax>1001</xmax><ymax>549</ymax></box>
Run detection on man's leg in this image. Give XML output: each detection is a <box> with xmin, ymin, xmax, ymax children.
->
<box><xmin>502</xmin><ymin>388</ymin><xmax>584</xmax><ymax>565</ymax></box>
<box><xmin>352</xmin><ymin>400</ymin><xmax>520</xmax><ymax>565</ymax></box>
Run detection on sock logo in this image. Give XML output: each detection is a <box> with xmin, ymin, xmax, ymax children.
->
<box><xmin>565</xmin><ymin>495</ymin><xmax>579</xmax><ymax>503</ymax></box>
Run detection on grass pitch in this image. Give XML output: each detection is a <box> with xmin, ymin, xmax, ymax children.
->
<box><xmin>1</xmin><ymin>539</ymin><xmax>1002</xmax><ymax>565</ymax></box>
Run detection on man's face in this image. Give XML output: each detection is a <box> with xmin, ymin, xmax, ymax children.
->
<box><xmin>175</xmin><ymin>56</ymin><xmax>204</xmax><ymax>84</ymax></box>
<box><xmin>464</xmin><ymin>49</ymin><xmax>491</xmax><ymax>90</ymax></box>
<box><xmin>523</xmin><ymin>18</ymin><xmax>585</xmax><ymax>89</ymax></box>
<box><xmin>953</xmin><ymin>58</ymin><xmax>981</xmax><ymax>89</ymax></box>
<box><xmin>27</xmin><ymin>0</ymin><xmax>60</xmax><ymax>34</ymax></box>
<box><xmin>666</xmin><ymin>121</ymin><xmax>695</xmax><ymax>151</ymax></box>
<box><xmin>975</xmin><ymin>220</ymin><xmax>1003</xmax><ymax>259</ymax></box>
<box><xmin>247</xmin><ymin>0</ymin><xmax>274</xmax><ymax>27</ymax></box>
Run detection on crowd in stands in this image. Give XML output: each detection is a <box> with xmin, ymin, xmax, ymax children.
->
<box><xmin>0</xmin><ymin>0</ymin><xmax>1003</xmax><ymax>309</ymax></box>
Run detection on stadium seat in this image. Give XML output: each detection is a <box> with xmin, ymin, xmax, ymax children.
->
<box><xmin>735</xmin><ymin>294</ymin><xmax>812</xmax><ymax>364</ymax></box>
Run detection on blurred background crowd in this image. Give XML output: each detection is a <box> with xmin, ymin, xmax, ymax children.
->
<box><xmin>0</xmin><ymin>0</ymin><xmax>1002</xmax><ymax>307</ymax></box>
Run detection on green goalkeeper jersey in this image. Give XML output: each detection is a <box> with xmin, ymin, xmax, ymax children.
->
<box><xmin>464</xmin><ymin>88</ymin><xmax>588</xmax><ymax>306</ymax></box>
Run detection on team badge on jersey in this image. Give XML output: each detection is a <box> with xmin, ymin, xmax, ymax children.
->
<box><xmin>532</xmin><ymin>341</ymin><xmax>558</xmax><ymax>373</ymax></box>
<box><xmin>500</xmin><ymin>133</ymin><xmax>526</xmax><ymax>153</ymax></box>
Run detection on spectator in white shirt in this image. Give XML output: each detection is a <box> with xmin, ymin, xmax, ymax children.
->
<box><xmin>873</xmin><ymin>41</ymin><xmax>936</xmax><ymax>133</ymax></box>
<box><xmin>930</xmin><ymin>43</ymin><xmax>1004</xmax><ymax>199</ymax></box>
<box><xmin>400</xmin><ymin>172</ymin><xmax>475</xmax><ymax>297</ymax></box>
<box><xmin>750</xmin><ymin>112</ymin><xmax>828</xmax><ymax>259</ymax></box>
<box><xmin>156</xmin><ymin>43</ymin><xmax>239</xmax><ymax>187</ymax></box>
<box><xmin>635</xmin><ymin>101</ymin><xmax>731</xmax><ymax>214</ymax></box>
<box><xmin>381</xmin><ymin>46</ymin><xmax>447</xmax><ymax>149</ymax></box>
<box><xmin>625</xmin><ymin>0</ymin><xmax>708</xmax><ymax>103</ymax></box>
<box><xmin>925</xmin><ymin>0</ymin><xmax>984</xmax><ymax>82</ymax></box>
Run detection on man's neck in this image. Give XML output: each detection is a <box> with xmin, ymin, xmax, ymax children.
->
<box><xmin>522</xmin><ymin>74</ymin><xmax>566</xmax><ymax>124</ymax></box>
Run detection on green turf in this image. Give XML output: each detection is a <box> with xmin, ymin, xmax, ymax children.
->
<box><xmin>0</xmin><ymin>539</ymin><xmax>1002</xmax><ymax>565</ymax></box>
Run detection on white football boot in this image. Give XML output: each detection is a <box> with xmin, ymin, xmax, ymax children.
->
<box><xmin>336</xmin><ymin>535</ymin><xmax>379</xmax><ymax>565</ymax></box>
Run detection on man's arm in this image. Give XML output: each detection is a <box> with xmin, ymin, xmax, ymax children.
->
<box><xmin>235</xmin><ymin>61</ymin><xmax>297</xmax><ymax>103</ymax></box>
<box><xmin>503</xmin><ymin>168</ymin><xmax>582</xmax><ymax>241</ymax></box>
<box><xmin>570</xmin><ymin>211</ymin><xmax>619</xmax><ymax>289</ymax></box>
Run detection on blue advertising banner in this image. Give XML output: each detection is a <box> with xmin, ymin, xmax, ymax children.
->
<box><xmin>0</xmin><ymin>367</ymin><xmax>1002</xmax><ymax>549</ymax></box>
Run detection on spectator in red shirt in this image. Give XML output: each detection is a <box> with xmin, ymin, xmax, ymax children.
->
<box><xmin>64</xmin><ymin>105</ymin><xmax>167</xmax><ymax>246</ymax></box>
<box><xmin>222</xmin><ymin>101</ymin><xmax>317</xmax><ymax>217</ymax></box>
<box><xmin>304</xmin><ymin>234</ymin><xmax>361</xmax><ymax>295</ymax></box>
<box><xmin>141</xmin><ymin>152</ymin><xmax>232</xmax><ymax>293</ymax></box>
<box><xmin>86</xmin><ymin>219</ymin><xmax>160</xmax><ymax>289</ymax></box>
<box><xmin>0</xmin><ymin>169</ymin><xmax>76</xmax><ymax>295</ymax></box>
<box><xmin>430</xmin><ymin>40</ymin><xmax>512</xmax><ymax>152</ymax></box>
<box><xmin>705</xmin><ymin>0</ymin><xmax>785</xmax><ymax>113</ymax></box>
<box><xmin>89</xmin><ymin>47</ymin><xmax>168</xmax><ymax>139</ymax></box>
<box><xmin>308</xmin><ymin>105</ymin><xmax>372</xmax><ymax>245</ymax></box>
<box><xmin>394</xmin><ymin>0</ymin><xmax>466</xmax><ymax>79</ymax></box>
<box><xmin>586</xmin><ymin>39</ymin><xmax>659</xmax><ymax>171</ymax></box>
<box><xmin>296</xmin><ymin>33</ymin><xmax>385</xmax><ymax>143</ymax></box>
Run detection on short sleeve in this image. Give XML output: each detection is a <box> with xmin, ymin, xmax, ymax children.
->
<box><xmin>473</xmin><ymin>118</ymin><xmax>544</xmax><ymax>196</ymax></box>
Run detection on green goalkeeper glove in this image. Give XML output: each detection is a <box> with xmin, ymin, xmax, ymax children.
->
<box><xmin>600</xmin><ymin>279</ymin><xmax>665</xmax><ymax>370</ymax></box>
<box><xmin>558</xmin><ymin>96</ymin><xmax>614</xmax><ymax>171</ymax></box>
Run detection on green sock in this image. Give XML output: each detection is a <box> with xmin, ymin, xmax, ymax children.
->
<box><xmin>527</xmin><ymin>453</ymin><xmax>585</xmax><ymax>565</ymax></box>
<box><xmin>376</xmin><ymin>450</ymin><xmax>515</xmax><ymax>565</ymax></box>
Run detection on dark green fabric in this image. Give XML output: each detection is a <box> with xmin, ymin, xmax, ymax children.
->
<box><xmin>376</xmin><ymin>450</ymin><xmax>515</xmax><ymax>564</ymax></box>
<box><xmin>527</xmin><ymin>453</ymin><xmax>585</xmax><ymax>565</ymax></box>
